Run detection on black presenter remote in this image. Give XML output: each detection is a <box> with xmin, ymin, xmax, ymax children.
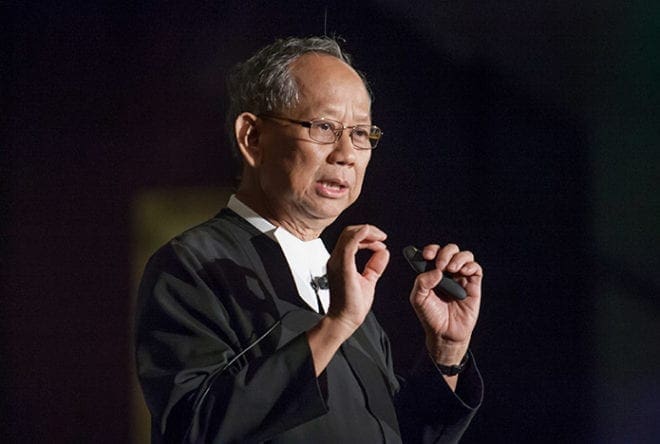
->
<box><xmin>402</xmin><ymin>245</ymin><xmax>467</xmax><ymax>300</ymax></box>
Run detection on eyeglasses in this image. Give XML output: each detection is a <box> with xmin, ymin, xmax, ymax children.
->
<box><xmin>259</xmin><ymin>114</ymin><xmax>382</xmax><ymax>149</ymax></box>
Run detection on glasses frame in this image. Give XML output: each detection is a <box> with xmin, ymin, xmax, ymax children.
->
<box><xmin>258</xmin><ymin>114</ymin><xmax>382</xmax><ymax>150</ymax></box>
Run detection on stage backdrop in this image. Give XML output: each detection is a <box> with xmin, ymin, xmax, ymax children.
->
<box><xmin>4</xmin><ymin>1</ymin><xmax>658</xmax><ymax>442</ymax></box>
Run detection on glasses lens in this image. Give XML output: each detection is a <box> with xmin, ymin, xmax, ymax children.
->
<box><xmin>309</xmin><ymin>120</ymin><xmax>340</xmax><ymax>143</ymax></box>
<box><xmin>351</xmin><ymin>126</ymin><xmax>381</xmax><ymax>149</ymax></box>
<box><xmin>349</xmin><ymin>126</ymin><xmax>369</xmax><ymax>149</ymax></box>
<box><xmin>369</xmin><ymin>127</ymin><xmax>382</xmax><ymax>148</ymax></box>
<box><xmin>309</xmin><ymin>119</ymin><xmax>382</xmax><ymax>149</ymax></box>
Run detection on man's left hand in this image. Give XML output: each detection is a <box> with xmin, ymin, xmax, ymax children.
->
<box><xmin>409</xmin><ymin>243</ymin><xmax>483</xmax><ymax>368</ymax></box>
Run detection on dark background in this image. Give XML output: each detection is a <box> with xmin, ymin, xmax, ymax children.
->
<box><xmin>3</xmin><ymin>1</ymin><xmax>659</xmax><ymax>443</ymax></box>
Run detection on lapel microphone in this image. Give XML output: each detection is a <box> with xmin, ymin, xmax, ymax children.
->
<box><xmin>310</xmin><ymin>275</ymin><xmax>329</xmax><ymax>291</ymax></box>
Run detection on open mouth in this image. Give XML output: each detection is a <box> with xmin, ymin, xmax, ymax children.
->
<box><xmin>316</xmin><ymin>179</ymin><xmax>349</xmax><ymax>197</ymax></box>
<box><xmin>319</xmin><ymin>180</ymin><xmax>346</xmax><ymax>190</ymax></box>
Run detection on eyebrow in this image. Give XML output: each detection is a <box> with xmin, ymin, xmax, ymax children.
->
<box><xmin>314</xmin><ymin>109</ymin><xmax>372</xmax><ymax>124</ymax></box>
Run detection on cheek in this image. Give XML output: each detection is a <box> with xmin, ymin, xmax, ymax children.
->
<box><xmin>355</xmin><ymin>156</ymin><xmax>370</xmax><ymax>183</ymax></box>
<box><xmin>350</xmin><ymin>160</ymin><xmax>370</xmax><ymax>199</ymax></box>
<box><xmin>352</xmin><ymin>176</ymin><xmax>365</xmax><ymax>200</ymax></box>
<box><xmin>259</xmin><ymin>159</ymin><xmax>301</xmax><ymax>198</ymax></box>
<box><xmin>286</xmin><ymin>152</ymin><xmax>322</xmax><ymax>194</ymax></box>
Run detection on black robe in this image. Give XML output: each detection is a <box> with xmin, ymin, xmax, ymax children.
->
<box><xmin>136</xmin><ymin>209</ymin><xmax>483</xmax><ymax>443</ymax></box>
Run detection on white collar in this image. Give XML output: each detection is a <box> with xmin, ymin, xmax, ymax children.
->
<box><xmin>227</xmin><ymin>195</ymin><xmax>330</xmax><ymax>313</ymax></box>
<box><xmin>227</xmin><ymin>195</ymin><xmax>277</xmax><ymax>239</ymax></box>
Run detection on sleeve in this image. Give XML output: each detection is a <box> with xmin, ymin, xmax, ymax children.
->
<box><xmin>362</xmin><ymin>311</ymin><xmax>483</xmax><ymax>443</ymax></box>
<box><xmin>135</xmin><ymin>243</ymin><xmax>328</xmax><ymax>443</ymax></box>
<box><xmin>395</xmin><ymin>348</ymin><xmax>484</xmax><ymax>444</ymax></box>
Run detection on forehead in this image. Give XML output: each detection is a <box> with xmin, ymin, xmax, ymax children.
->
<box><xmin>289</xmin><ymin>53</ymin><xmax>371</xmax><ymax>119</ymax></box>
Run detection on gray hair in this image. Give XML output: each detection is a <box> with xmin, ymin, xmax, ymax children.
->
<box><xmin>225</xmin><ymin>36</ymin><xmax>372</xmax><ymax>156</ymax></box>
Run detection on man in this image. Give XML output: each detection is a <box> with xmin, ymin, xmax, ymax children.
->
<box><xmin>136</xmin><ymin>36</ymin><xmax>483</xmax><ymax>443</ymax></box>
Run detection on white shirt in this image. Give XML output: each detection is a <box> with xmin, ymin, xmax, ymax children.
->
<box><xmin>227</xmin><ymin>195</ymin><xmax>330</xmax><ymax>313</ymax></box>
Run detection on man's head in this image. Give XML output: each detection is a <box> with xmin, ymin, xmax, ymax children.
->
<box><xmin>226</xmin><ymin>36</ymin><xmax>372</xmax><ymax>154</ymax></box>
<box><xmin>228</xmin><ymin>37</ymin><xmax>378</xmax><ymax>238</ymax></box>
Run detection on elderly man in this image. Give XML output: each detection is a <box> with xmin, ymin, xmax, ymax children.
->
<box><xmin>136</xmin><ymin>36</ymin><xmax>483</xmax><ymax>443</ymax></box>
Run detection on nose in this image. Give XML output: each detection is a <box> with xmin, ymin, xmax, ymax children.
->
<box><xmin>327</xmin><ymin>129</ymin><xmax>356</xmax><ymax>165</ymax></box>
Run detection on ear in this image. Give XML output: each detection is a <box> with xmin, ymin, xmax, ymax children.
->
<box><xmin>235</xmin><ymin>112</ymin><xmax>261</xmax><ymax>168</ymax></box>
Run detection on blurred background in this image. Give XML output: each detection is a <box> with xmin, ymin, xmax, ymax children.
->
<box><xmin>3</xmin><ymin>1</ymin><xmax>659</xmax><ymax>442</ymax></box>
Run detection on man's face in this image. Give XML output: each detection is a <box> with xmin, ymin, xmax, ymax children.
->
<box><xmin>255</xmin><ymin>53</ymin><xmax>373</xmax><ymax>230</ymax></box>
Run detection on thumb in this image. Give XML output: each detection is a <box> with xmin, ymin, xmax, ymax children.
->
<box><xmin>363</xmin><ymin>248</ymin><xmax>390</xmax><ymax>283</ymax></box>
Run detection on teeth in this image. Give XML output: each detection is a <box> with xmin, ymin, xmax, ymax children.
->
<box><xmin>321</xmin><ymin>181</ymin><xmax>342</xmax><ymax>190</ymax></box>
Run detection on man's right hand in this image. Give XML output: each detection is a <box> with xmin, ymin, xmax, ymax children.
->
<box><xmin>306</xmin><ymin>224</ymin><xmax>390</xmax><ymax>375</ymax></box>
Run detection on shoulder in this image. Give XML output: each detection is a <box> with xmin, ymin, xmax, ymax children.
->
<box><xmin>140</xmin><ymin>208</ymin><xmax>259</xmax><ymax>283</ymax></box>
<box><xmin>161</xmin><ymin>208</ymin><xmax>256</xmax><ymax>261</ymax></box>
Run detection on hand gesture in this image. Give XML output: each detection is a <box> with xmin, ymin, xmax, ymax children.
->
<box><xmin>409</xmin><ymin>244</ymin><xmax>483</xmax><ymax>365</ymax></box>
<box><xmin>325</xmin><ymin>224</ymin><xmax>390</xmax><ymax>333</ymax></box>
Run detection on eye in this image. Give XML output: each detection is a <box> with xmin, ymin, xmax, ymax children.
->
<box><xmin>314</xmin><ymin>121</ymin><xmax>336</xmax><ymax>132</ymax></box>
<box><xmin>352</xmin><ymin>127</ymin><xmax>369</xmax><ymax>139</ymax></box>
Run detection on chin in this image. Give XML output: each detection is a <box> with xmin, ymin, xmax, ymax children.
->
<box><xmin>314</xmin><ymin>202</ymin><xmax>353</xmax><ymax>221</ymax></box>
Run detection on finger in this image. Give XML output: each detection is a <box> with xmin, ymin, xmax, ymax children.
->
<box><xmin>358</xmin><ymin>240</ymin><xmax>388</xmax><ymax>251</ymax></box>
<box><xmin>446</xmin><ymin>250</ymin><xmax>474</xmax><ymax>273</ymax></box>
<box><xmin>337</xmin><ymin>224</ymin><xmax>387</xmax><ymax>250</ymax></box>
<box><xmin>421</xmin><ymin>244</ymin><xmax>441</xmax><ymax>261</ymax></box>
<box><xmin>463</xmin><ymin>263</ymin><xmax>484</xmax><ymax>297</ymax></box>
<box><xmin>348</xmin><ymin>225</ymin><xmax>387</xmax><ymax>256</ymax></box>
<box><xmin>457</xmin><ymin>262</ymin><xmax>483</xmax><ymax>302</ymax></box>
<box><xmin>356</xmin><ymin>224</ymin><xmax>387</xmax><ymax>242</ymax></box>
<box><xmin>414</xmin><ymin>267</ymin><xmax>444</xmax><ymax>294</ymax></box>
<box><xmin>330</xmin><ymin>225</ymin><xmax>388</xmax><ymax>274</ymax></box>
<box><xmin>363</xmin><ymin>248</ymin><xmax>390</xmax><ymax>282</ymax></box>
<box><xmin>459</xmin><ymin>261</ymin><xmax>483</xmax><ymax>278</ymax></box>
<box><xmin>434</xmin><ymin>243</ymin><xmax>460</xmax><ymax>270</ymax></box>
<box><xmin>358</xmin><ymin>236</ymin><xmax>389</xmax><ymax>281</ymax></box>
